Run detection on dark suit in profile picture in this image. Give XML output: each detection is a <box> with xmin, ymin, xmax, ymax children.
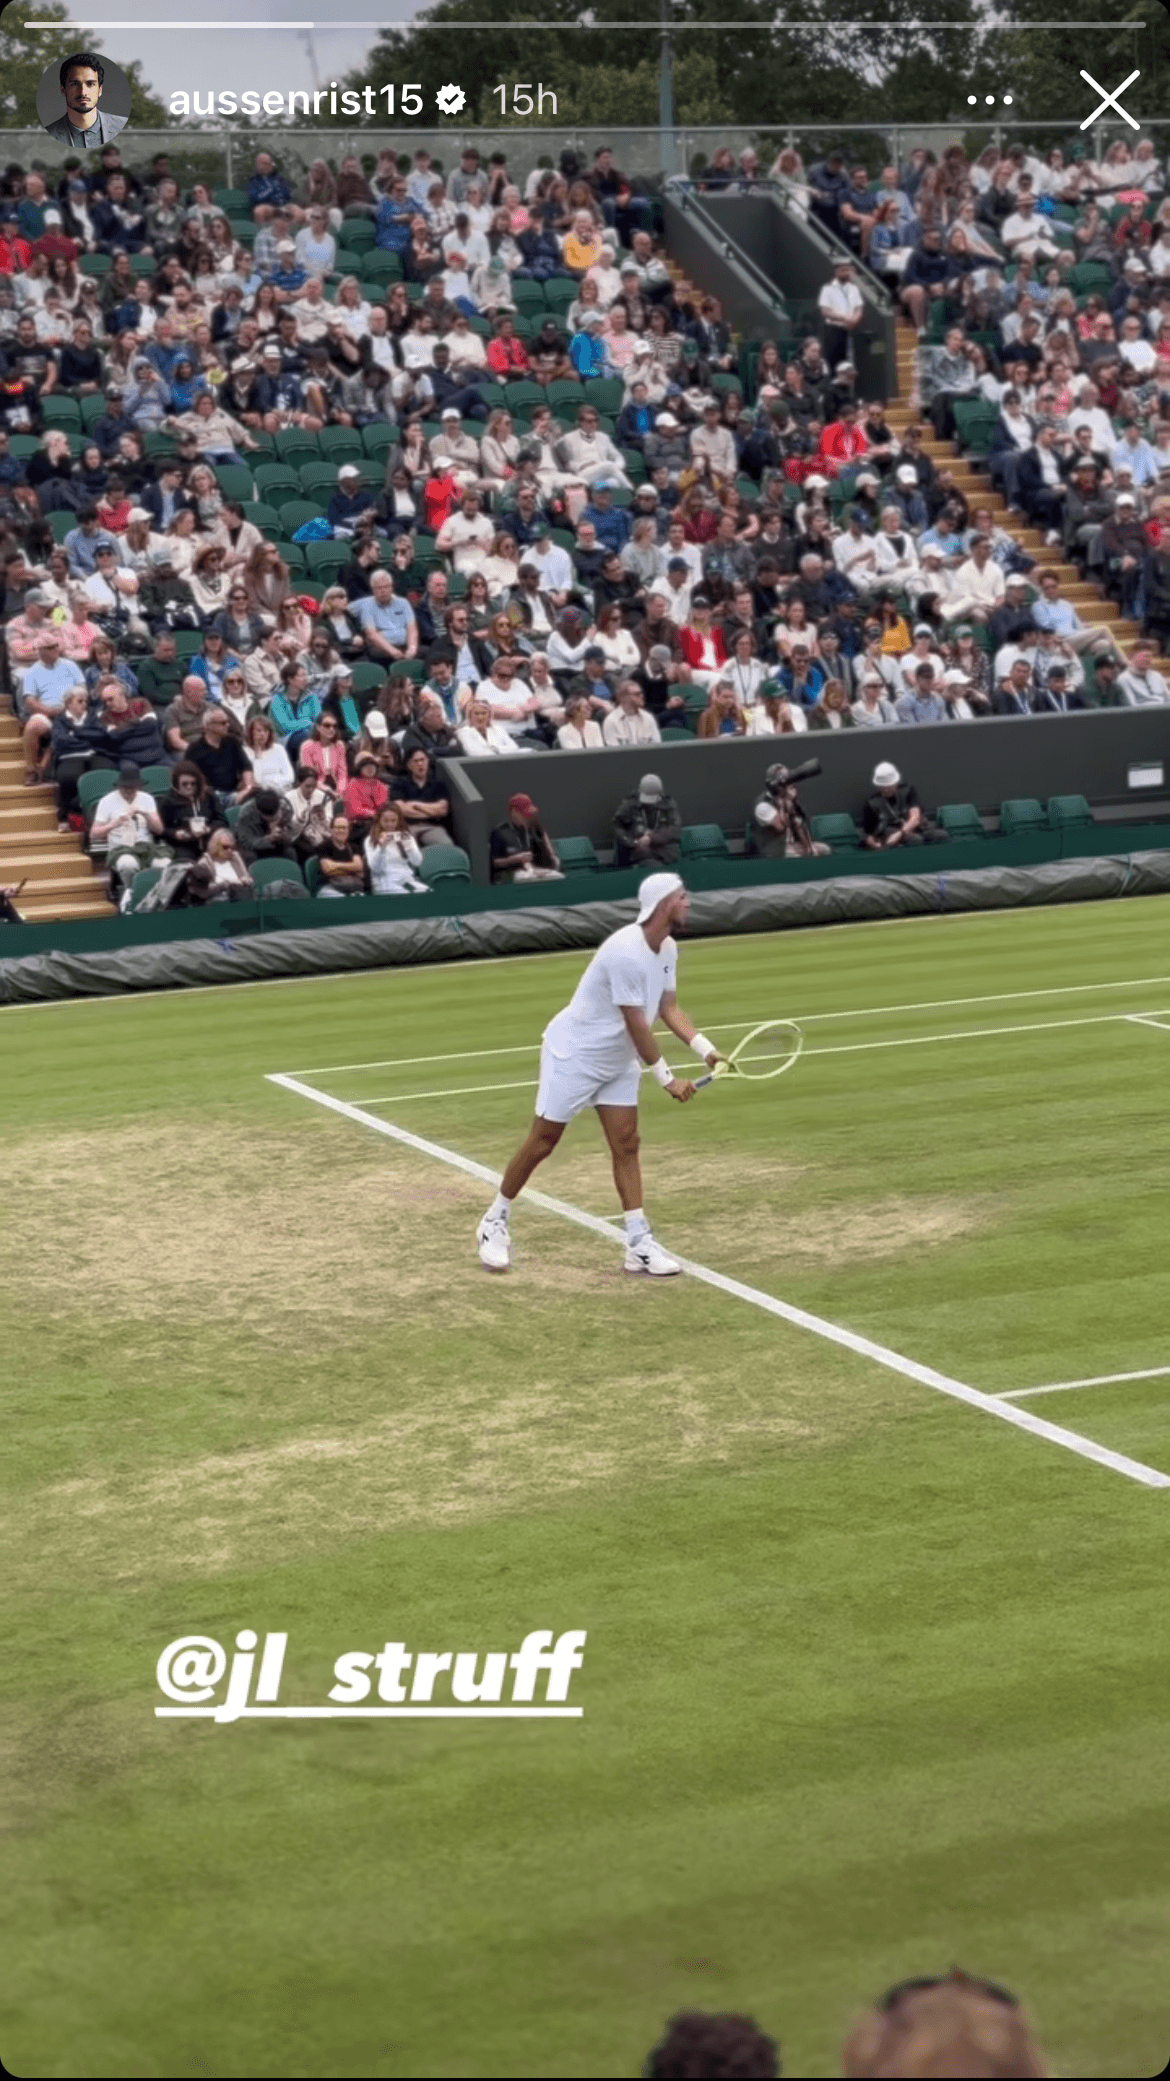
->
<box><xmin>41</xmin><ymin>52</ymin><xmax>128</xmax><ymax>150</ymax></box>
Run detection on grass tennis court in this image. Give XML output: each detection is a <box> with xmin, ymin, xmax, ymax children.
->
<box><xmin>4</xmin><ymin>898</ymin><xmax>1170</xmax><ymax>2077</ymax></box>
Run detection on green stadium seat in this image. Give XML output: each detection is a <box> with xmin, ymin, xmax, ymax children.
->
<box><xmin>213</xmin><ymin>187</ymin><xmax>249</xmax><ymax>214</ymax></box>
<box><xmin>809</xmin><ymin>812</ymin><xmax>862</xmax><ymax>852</ymax></box>
<box><xmin>418</xmin><ymin>843</ymin><xmax>471</xmax><ymax>885</ymax></box>
<box><xmin>304</xmin><ymin>540</ymin><xmax>352</xmax><ymax>577</ymax></box>
<box><xmin>660</xmin><ymin>725</ymin><xmax>693</xmax><ymax>742</ymax></box>
<box><xmin>555</xmin><ymin>835</ymin><xmax>600</xmax><ymax>874</ymax></box>
<box><xmin>351</xmin><ymin>661</ymin><xmax>388</xmax><ymax>694</ymax></box>
<box><xmin>172</xmin><ymin>630</ymin><xmax>204</xmax><ymax>658</ymax></box>
<box><xmin>78</xmin><ymin>769</ymin><xmax>113</xmax><ymax>816</ymax></box>
<box><xmin>43</xmin><ymin>398</ymin><xmax>81</xmax><ymax>430</ymax></box>
<box><xmin>128</xmin><ymin>867</ymin><xmax>163</xmax><ymax>911</ymax></box>
<box><xmin>584</xmin><ymin>377</ymin><xmax>624</xmax><ymax>415</ymax></box>
<box><xmin>79</xmin><ymin>252</ymin><xmax>111</xmax><ymax>275</ymax></box>
<box><xmin>679</xmin><ymin>823</ymin><xmax>730</xmax><ymax>861</ymax></box>
<box><xmin>7</xmin><ymin>435</ymin><xmax>39</xmax><ymax>459</ymax></box>
<box><xmin>362</xmin><ymin>252</ymin><xmax>403</xmax><ymax>284</ymax></box>
<box><xmin>213</xmin><ymin>464</ymin><xmax>256</xmax><ymax>502</ymax></box>
<box><xmin>143</xmin><ymin>430</ymin><xmax>177</xmax><ymax>457</ymax></box>
<box><xmin>253</xmin><ymin>461</ymin><xmax>302</xmax><ymax>497</ymax></box>
<box><xmin>274</xmin><ymin>428</ymin><xmax>320</xmax><ymax>461</ymax></box>
<box><xmin>999</xmin><ymin>797</ymin><xmax>1047</xmax><ymax>836</ymax></box>
<box><xmin>252</xmin><ymin>856</ymin><xmax>307</xmax><ymax>893</ymax></box>
<box><xmin>48</xmin><ymin>510</ymin><xmax>75</xmax><ymax>544</ymax></box>
<box><xmin>130</xmin><ymin>253</ymin><xmax>156</xmax><ymax>276</ymax></box>
<box><xmin>318</xmin><ymin>425</ymin><xmax>364</xmax><ymax>460</ymax></box>
<box><xmin>937</xmin><ymin>802</ymin><xmax>985</xmax><ymax>841</ymax></box>
<box><xmin>299</xmin><ymin>460</ymin><xmax>341</xmax><ymax>495</ymax></box>
<box><xmin>80</xmin><ymin>393</ymin><xmax>106</xmax><ymax>428</ymax></box>
<box><xmin>504</xmin><ymin>381</ymin><xmax>547</xmax><ymax>412</ymax></box>
<box><xmin>512</xmin><ymin>277</ymin><xmax>546</xmax><ymax>307</ymax></box>
<box><xmin>362</xmin><ymin>422</ymin><xmax>394</xmax><ymax>456</ymax></box>
<box><xmin>277</xmin><ymin>500</ymin><xmax>328</xmax><ymax>534</ymax></box>
<box><xmin>139</xmin><ymin>765</ymin><xmax>173</xmax><ymax>797</ymax></box>
<box><xmin>543</xmin><ymin>279</ymin><xmax>577</xmax><ymax>310</ymax></box>
<box><xmin>277</xmin><ymin>542</ymin><xmax>308</xmax><ymax>572</ymax></box>
<box><xmin>250</xmin><ymin>501</ymin><xmax>284</xmax><ymax>539</ymax></box>
<box><xmin>547</xmin><ymin>378</ymin><xmax>584</xmax><ymax>411</ymax></box>
<box><xmin>1047</xmin><ymin>793</ymin><xmax>1094</xmax><ymax>829</ymax></box>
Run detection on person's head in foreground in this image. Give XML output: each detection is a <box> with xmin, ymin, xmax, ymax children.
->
<box><xmin>841</xmin><ymin>1969</ymin><xmax>1048</xmax><ymax>2078</ymax></box>
<box><xmin>643</xmin><ymin>2008</ymin><xmax>781</xmax><ymax>2078</ymax></box>
<box><xmin>637</xmin><ymin>868</ymin><xmax>689</xmax><ymax>936</ymax></box>
<box><xmin>873</xmin><ymin>761</ymin><xmax>901</xmax><ymax>798</ymax></box>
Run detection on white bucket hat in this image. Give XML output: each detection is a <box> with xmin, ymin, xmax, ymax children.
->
<box><xmin>872</xmin><ymin>761</ymin><xmax>901</xmax><ymax>788</ymax></box>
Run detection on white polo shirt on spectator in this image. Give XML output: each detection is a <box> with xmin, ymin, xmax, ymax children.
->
<box><xmin>602</xmin><ymin>705</ymin><xmax>662</xmax><ymax>747</ymax></box>
<box><xmin>817</xmin><ymin>277</ymin><xmax>862</xmax><ymax>328</ymax></box>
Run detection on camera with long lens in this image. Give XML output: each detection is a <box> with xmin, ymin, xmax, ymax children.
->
<box><xmin>764</xmin><ymin>757</ymin><xmax>822</xmax><ymax>793</ymax></box>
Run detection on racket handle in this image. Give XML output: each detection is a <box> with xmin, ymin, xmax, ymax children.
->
<box><xmin>694</xmin><ymin>1071</ymin><xmax>716</xmax><ymax>1089</ymax></box>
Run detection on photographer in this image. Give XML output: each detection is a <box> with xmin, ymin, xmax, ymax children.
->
<box><xmin>752</xmin><ymin>760</ymin><xmax>831</xmax><ymax>860</ymax></box>
<box><xmin>861</xmin><ymin>760</ymin><xmax>944</xmax><ymax>848</ymax></box>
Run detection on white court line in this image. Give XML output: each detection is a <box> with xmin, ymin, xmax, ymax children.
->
<box><xmin>1127</xmin><ymin>1013</ymin><xmax>1170</xmax><ymax>1032</ymax></box>
<box><xmin>287</xmin><ymin>973</ymin><xmax>1170</xmax><ymax>1075</ymax></box>
<box><xmin>267</xmin><ymin>1072</ymin><xmax>1170</xmax><ymax>1491</ymax></box>
<box><xmin>1000</xmin><ymin>1366</ymin><xmax>1170</xmax><ymax>1399</ymax></box>
<box><xmin>347</xmin><ymin>1007</ymin><xmax>1166</xmax><ymax>1105</ymax></box>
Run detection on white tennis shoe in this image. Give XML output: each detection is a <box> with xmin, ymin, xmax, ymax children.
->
<box><xmin>623</xmin><ymin>1233</ymin><xmax>681</xmax><ymax>1277</ymax></box>
<box><xmin>477</xmin><ymin>1213</ymin><xmax>511</xmax><ymax>1272</ymax></box>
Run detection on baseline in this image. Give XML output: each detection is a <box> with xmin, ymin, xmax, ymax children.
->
<box><xmin>267</xmin><ymin>1072</ymin><xmax>1170</xmax><ymax>1492</ymax></box>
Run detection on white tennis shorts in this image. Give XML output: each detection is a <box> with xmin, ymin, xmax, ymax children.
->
<box><xmin>535</xmin><ymin>1041</ymin><xmax>643</xmax><ymax>1122</ymax></box>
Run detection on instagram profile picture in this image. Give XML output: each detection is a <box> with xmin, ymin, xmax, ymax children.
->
<box><xmin>37</xmin><ymin>51</ymin><xmax>131</xmax><ymax>150</ymax></box>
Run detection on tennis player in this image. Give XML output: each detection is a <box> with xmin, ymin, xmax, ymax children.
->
<box><xmin>477</xmin><ymin>871</ymin><xmax>723</xmax><ymax>1276</ymax></box>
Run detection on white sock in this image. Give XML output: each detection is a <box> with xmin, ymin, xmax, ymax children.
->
<box><xmin>487</xmin><ymin>1192</ymin><xmax>511</xmax><ymax>1223</ymax></box>
<box><xmin>624</xmin><ymin>1207</ymin><xmax>650</xmax><ymax>1241</ymax></box>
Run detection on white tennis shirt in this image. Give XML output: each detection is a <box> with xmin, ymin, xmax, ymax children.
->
<box><xmin>544</xmin><ymin>923</ymin><xmax>677</xmax><ymax>1076</ymax></box>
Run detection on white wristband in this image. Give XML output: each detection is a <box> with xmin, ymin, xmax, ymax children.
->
<box><xmin>650</xmin><ymin>1056</ymin><xmax>674</xmax><ymax>1088</ymax></box>
<box><xmin>690</xmin><ymin>1033</ymin><xmax>714</xmax><ymax>1061</ymax></box>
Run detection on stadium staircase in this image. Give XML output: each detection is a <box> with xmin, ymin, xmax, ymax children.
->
<box><xmin>888</xmin><ymin>318</ymin><xmax>1170</xmax><ymax>673</ymax></box>
<box><xmin>0</xmin><ymin>712</ymin><xmax>112</xmax><ymax>921</ymax></box>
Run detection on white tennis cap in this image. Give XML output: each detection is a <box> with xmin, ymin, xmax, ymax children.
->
<box><xmin>637</xmin><ymin>871</ymin><xmax>684</xmax><ymax>922</ymax></box>
<box><xmin>872</xmin><ymin>761</ymin><xmax>901</xmax><ymax>787</ymax></box>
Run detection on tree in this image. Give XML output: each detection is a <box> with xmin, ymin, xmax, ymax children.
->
<box><xmin>1</xmin><ymin>5</ymin><xmax>167</xmax><ymax>129</ymax></box>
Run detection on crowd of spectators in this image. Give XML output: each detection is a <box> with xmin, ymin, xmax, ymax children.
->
<box><xmin>1</xmin><ymin>130</ymin><xmax>1166</xmax><ymax>907</ymax></box>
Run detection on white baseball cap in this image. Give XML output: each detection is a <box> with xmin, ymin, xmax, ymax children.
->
<box><xmin>872</xmin><ymin>761</ymin><xmax>901</xmax><ymax>787</ymax></box>
<box><xmin>943</xmin><ymin>668</ymin><xmax>969</xmax><ymax>685</ymax></box>
<box><xmin>636</xmin><ymin>870</ymin><xmax>684</xmax><ymax>923</ymax></box>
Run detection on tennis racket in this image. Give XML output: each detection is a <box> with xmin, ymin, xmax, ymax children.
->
<box><xmin>693</xmin><ymin>1020</ymin><xmax>804</xmax><ymax>1088</ymax></box>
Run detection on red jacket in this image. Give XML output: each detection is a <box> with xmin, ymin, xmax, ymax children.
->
<box><xmin>0</xmin><ymin>235</ymin><xmax>31</xmax><ymax>274</ymax></box>
<box><xmin>423</xmin><ymin>474</ymin><xmax>461</xmax><ymax>532</ymax></box>
<box><xmin>486</xmin><ymin>335</ymin><xmax>530</xmax><ymax>376</ymax></box>
<box><xmin>816</xmin><ymin>421</ymin><xmax>869</xmax><ymax>467</ymax></box>
<box><xmin>678</xmin><ymin>625</ymin><xmax>728</xmax><ymax>673</ymax></box>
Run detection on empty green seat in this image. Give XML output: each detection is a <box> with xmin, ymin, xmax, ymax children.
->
<box><xmin>555</xmin><ymin>835</ymin><xmax>600</xmax><ymax>874</ymax></box>
<box><xmin>78</xmin><ymin>770</ymin><xmax>114</xmax><ymax>816</ymax></box>
<box><xmin>213</xmin><ymin>464</ymin><xmax>255</xmax><ymax>502</ymax></box>
<box><xmin>1047</xmin><ymin>793</ymin><xmax>1093</xmax><ymax>829</ymax></box>
<box><xmin>418</xmin><ymin>843</ymin><xmax>470</xmax><ymax>885</ymax></box>
<box><xmin>809</xmin><ymin>812</ymin><xmax>861</xmax><ymax>852</ymax></box>
<box><xmin>252</xmin><ymin>856</ymin><xmax>307</xmax><ymax>893</ymax></box>
<box><xmin>277</xmin><ymin>500</ymin><xmax>327</xmax><ymax>534</ymax></box>
<box><xmin>140</xmin><ymin>765</ymin><xmax>173</xmax><ymax>797</ymax></box>
<box><xmin>999</xmin><ymin>797</ymin><xmax>1047</xmax><ymax>836</ymax></box>
<box><xmin>304</xmin><ymin>540</ymin><xmax>352</xmax><ymax>576</ymax></box>
<box><xmin>937</xmin><ymin>802</ymin><xmax>984</xmax><ymax>841</ymax></box>
<box><xmin>679</xmin><ymin>823</ymin><xmax>730</xmax><ymax>861</ymax></box>
<box><xmin>128</xmin><ymin>867</ymin><xmax>163</xmax><ymax>911</ymax></box>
